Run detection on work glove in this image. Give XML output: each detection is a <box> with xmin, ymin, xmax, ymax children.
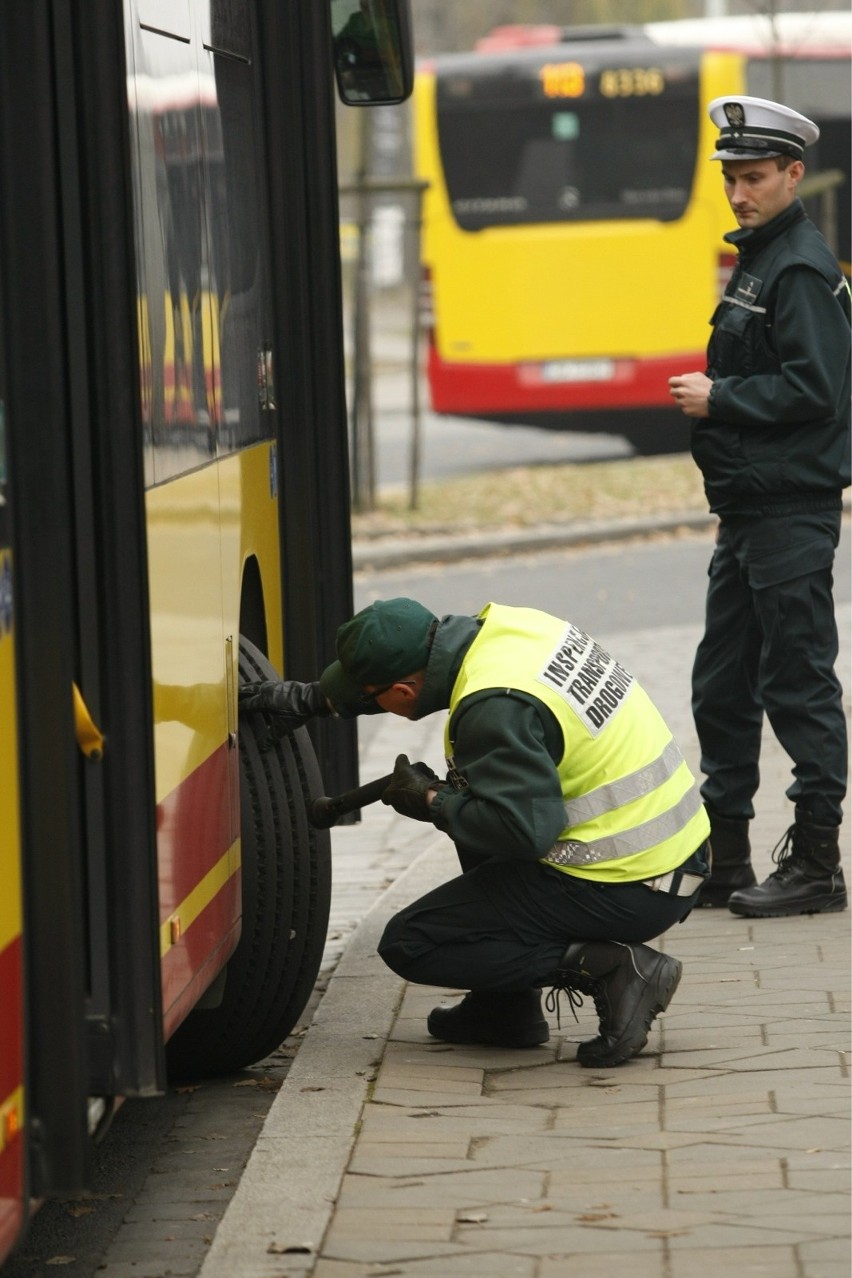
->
<box><xmin>238</xmin><ymin>679</ymin><xmax>329</xmax><ymax>731</ymax></box>
<box><xmin>381</xmin><ymin>753</ymin><xmax>441</xmax><ymax>822</ymax></box>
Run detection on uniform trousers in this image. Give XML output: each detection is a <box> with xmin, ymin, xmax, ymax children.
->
<box><xmin>692</xmin><ymin>509</ymin><xmax>846</xmax><ymax>827</ymax></box>
<box><xmin>377</xmin><ymin>847</ymin><xmax>705</xmax><ymax>994</ymax></box>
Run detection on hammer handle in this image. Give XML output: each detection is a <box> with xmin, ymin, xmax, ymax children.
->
<box><xmin>309</xmin><ymin>772</ymin><xmax>395</xmax><ymax>829</ymax></box>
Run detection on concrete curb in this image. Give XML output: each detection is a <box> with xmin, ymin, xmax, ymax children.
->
<box><xmin>198</xmin><ymin>835</ymin><xmax>455</xmax><ymax>1278</ymax></box>
<box><xmin>353</xmin><ymin>497</ymin><xmax>852</xmax><ymax>571</ymax></box>
<box><xmin>352</xmin><ymin>509</ymin><xmax>716</xmax><ymax>571</ymax></box>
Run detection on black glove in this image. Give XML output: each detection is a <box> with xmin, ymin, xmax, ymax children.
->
<box><xmin>381</xmin><ymin>753</ymin><xmax>441</xmax><ymax>822</ymax></box>
<box><xmin>238</xmin><ymin>679</ymin><xmax>329</xmax><ymax>730</ymax></box>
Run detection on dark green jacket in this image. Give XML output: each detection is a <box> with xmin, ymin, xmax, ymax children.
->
<box><xmin>692</xmin><ymin>199</ymin><xmax>851</xmax><ymax>515</ymax></box>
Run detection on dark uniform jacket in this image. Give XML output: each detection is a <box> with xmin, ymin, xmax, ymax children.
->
<box><xmin>692</xmin><ymin>199</ymin><xmax>851</xmax><ymax>516</ymax></box>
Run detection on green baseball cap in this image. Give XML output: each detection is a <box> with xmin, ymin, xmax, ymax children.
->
<box><xmin>319</xmin><ymin>598</ymin><xmax>438</xmax><ymax>709</ymax></box>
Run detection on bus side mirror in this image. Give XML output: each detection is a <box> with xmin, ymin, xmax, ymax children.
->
<box><xmin>331</xmin><ymin>0</ymin><xmax>414</xmax><ymax>105</ymax></box>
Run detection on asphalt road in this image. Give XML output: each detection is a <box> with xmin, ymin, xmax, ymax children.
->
<box><xmin>371</xmin><ymin>403</ymin><xmax>634</xmax><ymax>490</ymax></box>
<box><xmin>364</xmin><ymin>359</ymin><xmax>642</xmax><ymax>492</ymax></box>
<box><xmin>357</xmin><ymin>519</ymin><xmax>852</xmax><ymax>633</ymax></box>
<box><xmin>355</xmin><ymin>526</ymin><xmax>719</xmax><ymax>634</ymax></box>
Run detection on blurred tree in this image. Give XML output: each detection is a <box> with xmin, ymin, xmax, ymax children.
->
<box><xmin>413</xmin><ymin>0</ymin><xmax>843</xmax><ymax>54</ymax></box>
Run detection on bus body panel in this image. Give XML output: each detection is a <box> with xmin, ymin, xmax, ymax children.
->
<box><xmin>0</xmin><ymin>551</ymin><xmax>25</xmax><ymax>1261</ymax></box>
<box><xmin>149</xmin><ymin>445</ymin><xmax>282</xmax><ymax>1031</ymax></box>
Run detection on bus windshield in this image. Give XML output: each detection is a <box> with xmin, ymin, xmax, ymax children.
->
<box><xmin>436</xmin><ymin>48</ymin><xmax>700</xmax><ymax>230</ymax></box>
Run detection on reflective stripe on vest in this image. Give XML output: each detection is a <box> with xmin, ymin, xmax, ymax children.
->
<box><xmin>549</xmin><ymin>780</ymin><xmax>704</xmax><ymax>866</ymax></box>
<box><xmin>562</xmin><ymin>736</ymin><xmax>685</xmax><ymax>827</ymax></box>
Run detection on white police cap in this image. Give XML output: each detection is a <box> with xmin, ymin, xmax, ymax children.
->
<box><xmin>709</xmin><ymin>95</ymin><xmax>819</xmax><ymax>161</ymax></box>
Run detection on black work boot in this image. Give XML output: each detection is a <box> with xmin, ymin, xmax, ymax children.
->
<box><xmin>728</xmin><ymin>818</ymin><xmax>847</xmax><ymax>917</ymax></box>
<box><xmin>427</xmin><ymin>989</ymin><xmax>550</xmax><ymax>1047</ymax></box>
<box><xmin>700</xmin><ymin>811</ymin><xmax>756</xmax><ymax>907</ymax></box>
<box><xmin>548</xmin><ymin>941</ymin><xmax>682</xmax><ymax>1068</ymax></box>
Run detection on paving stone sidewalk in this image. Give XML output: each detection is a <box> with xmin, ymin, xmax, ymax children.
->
<box><xmin>200</xmin><ymin>608</ymin><xmax>851</xmax><ymax>1278</ymax></box>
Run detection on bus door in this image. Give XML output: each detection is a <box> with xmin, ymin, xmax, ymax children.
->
<box><xmin>0</xmin><ymin>2</ymin><xmax>164</xmax><ymax>1202</ymax></box>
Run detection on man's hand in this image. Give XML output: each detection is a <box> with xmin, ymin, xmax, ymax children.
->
<box><xmin>238</xmin><ymin>679</ymin><xmax>329</xmax><ymax>730</ymax></box>
<box><xmin>382</xmin><ymin>753</ymin><xmax>441</xmax><ymax>822</ymax></box>
<box><xmin>668</xmin><ymin>372</ymin><xmax>713</xmax><ymax>418</ymax></box>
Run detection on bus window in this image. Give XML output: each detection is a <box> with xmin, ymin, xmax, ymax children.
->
<box><xmin>331</xmin><ymin>0</ymin><xmax>413</xmax><ymax>105</ymax></box>
<box><xmin>436</xmin><ymin>52</ymin><xmax>699</xmax><ymax>230</ymax></box>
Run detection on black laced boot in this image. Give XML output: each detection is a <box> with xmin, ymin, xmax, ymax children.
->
<box><xmin>546</xmin><ymin>941</ymin><xmax>682</xmax><ymax>1068</ymax></box>
<box><xmin>699</xmin><ymin>811</ymin><xmax>756</xmax><ymax>907</ymax></box>
<box><xmin>427</xmin><ymin>989</ymin><xmax>550</xmax><ymax>1047</ymax></box>
<box><xmin>728</xmin><ymin>817</ymin><xmax>847</xmax><ymax>917</ymax></box>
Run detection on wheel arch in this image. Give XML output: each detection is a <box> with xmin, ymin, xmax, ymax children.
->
<box><xmin>239</xmin><ymin>553</ymin><xmax>268</xmax><ymax>657</ymax></box>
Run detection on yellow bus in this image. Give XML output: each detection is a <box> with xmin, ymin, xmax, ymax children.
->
<box><xmin>415</xmin><ymin>13</ymin><xmax>851</xmax><ymax>451</ymax></box>
<box><xmin>0</xmin><ymin>0</ymin><xmax>411</xmax><ymax>1264</ymax></box>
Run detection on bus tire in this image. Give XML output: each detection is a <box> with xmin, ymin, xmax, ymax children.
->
<box><xmin>165</xmin><ymin>637</ymin><xmax>332</xmax><ymax>1079</ymax></box>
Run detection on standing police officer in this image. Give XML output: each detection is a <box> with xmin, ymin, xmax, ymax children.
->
<box><xmin>669</xmin><ymin>96</ymin><xmax>850</xmax><ymax>916</ymax></box>
<box><xmin>241</xmin><ymin>597</ymin><xmax>710</xmax><ymax>1067</ymax></box>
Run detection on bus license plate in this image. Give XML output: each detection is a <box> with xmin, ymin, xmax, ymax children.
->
<box><xmin>538</xmin><ymin>359</ymin><xmax>615</xmax><ymax>383</ymax></box>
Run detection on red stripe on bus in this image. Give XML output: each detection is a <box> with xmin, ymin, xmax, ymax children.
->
<box><xmin>161</xmin><ymin>884</ymin><xmax>240</xmax><ymax>1037</ymax></box>
<box><xmin>0</xmin><ymin>937</ymin><xmax>23</xmax><ymax>1104</ymax></box>
<box><xmin>156</xmin><ymin>741</ymin><xmax>237</xmax><ymax>920</ymax></box>
<box><xmin>0</xmin><ymin>933</ymin><xmax>24</xmax><ymax>1258</ymax></box>
<box><xmin>428</xmin><ymin>346</ymin><xmax>707</xmax><ymax>414</ymax></box>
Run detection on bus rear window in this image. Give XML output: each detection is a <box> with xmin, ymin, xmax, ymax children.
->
<box><xmin>435</xmin><ymin>52</ymin><xmax>699</xmax><ymax>230</ymax></box>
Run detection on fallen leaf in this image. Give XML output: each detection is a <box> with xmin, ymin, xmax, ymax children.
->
<box><xmin>234</xmin><ymin>1077</ymin><xmax>281</xmax><ymax>1090</ymax></box>
<box><xmin>456</xmin><ymin>1211</ymin><xmax>488</xmax><ymax>1223</ymax></box>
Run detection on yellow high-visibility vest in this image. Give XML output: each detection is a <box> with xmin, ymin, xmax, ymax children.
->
<box><xmin>446</xmin><ymin>604</ymin><xmax>709</xmax><ymax>882</ymax></box>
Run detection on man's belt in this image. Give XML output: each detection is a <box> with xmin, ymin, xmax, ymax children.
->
<box><xmin>643</xmin><ymin>870</ymin><xmax>706</xmax><ymax>897</ymax></box>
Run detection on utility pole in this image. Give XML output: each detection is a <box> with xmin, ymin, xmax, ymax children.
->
<box><xmin>350</xmin><ymin>108</ymin><xmax>375</xmax><ymax>513</ymax></box>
